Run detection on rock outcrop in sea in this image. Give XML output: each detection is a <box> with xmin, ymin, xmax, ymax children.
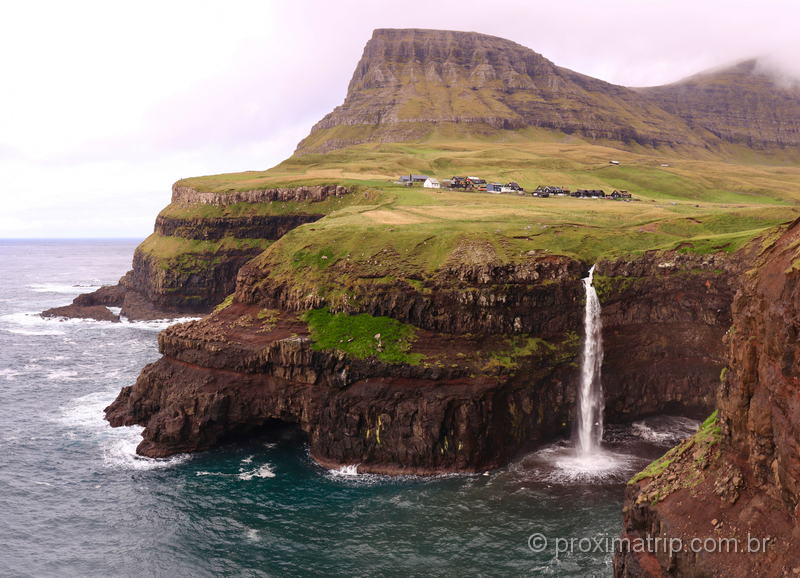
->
<box><xmin>44</xmin><ymin>184</ymin><xmax>352</xmax><ymax>321</ymax></box>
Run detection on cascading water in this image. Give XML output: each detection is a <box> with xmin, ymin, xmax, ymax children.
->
<box><xmin>520</xmin><ymin>264</ymin><xmax>662</xmax><ymax>482</ymax></box>
<box><xmin>576</xmin><ymin>264</ymin><xmax>604</xmax><ymax>455</ymax></box>
<box><xmin>523</xmin><ymin>266</ymin><xmax>692</xmax><ymax>482</ymax></box>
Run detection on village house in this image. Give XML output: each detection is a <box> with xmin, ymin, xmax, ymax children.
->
<box><xmin>572</xmin><ymin>189</ymin><xmax>606</xmax><ymax>198</ymax></box>
<box><xmin>396</xmin><ymin>174</ymin><xmax>429</xmax><ymax>185</ymax></box>
<box><xmin>610</xmin><ymin>190</ymin><xmax>632</xmax><ymax>200</ymax></box>
<box><xmin>423</xmin><ymin>177</ymin><xmax>440</xmax><ymax>189</ymax></box>
<box><xmin>534</xmin><ymin>185</ymin><xmax>568</xmax><ymax>196</ymax></box>
<box><xmin>448</xmin><ymin>176</ymin><xmax>487</xmax><ymax>191</ymax></box>
<box><xmin>501</xmin><ymin>182</ymin><xmax>524</xmax><ymax>193</ymax></box>
<box><xmin>448</xmin><ymin>176</ymin><xmax>469</xmax><ymax>189</ymax></box>
<box><xmin>467</xmin><ymin>176</ymin><xmax>487</xmax><ymax>190</ymax></box>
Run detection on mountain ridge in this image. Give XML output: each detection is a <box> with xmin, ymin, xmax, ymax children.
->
<box><xmin>295</xmin><ymin>28</ymin><xmax>800</xmax><ymax>156</ymax></box>
<box><xmin>637</xmin><ymin>58</ymin><xmax>800</xmax><ymax>149</ymax></box>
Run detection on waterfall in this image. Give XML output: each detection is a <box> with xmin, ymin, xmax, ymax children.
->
<box><xmin>576</xmin><ymin>265</ymin><xmax>604</xmax><ymax>455</ymax></box>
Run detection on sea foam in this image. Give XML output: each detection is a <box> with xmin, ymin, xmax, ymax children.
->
<box><xmin>27</xmin><ymin>282</ymin><xmax>102</xmax><ymax>294</ymax></box>
<box><xmin>237</xmin><ymin>464</ymin><xmax>276</xmax><ymax>480</ymax></box>
<box><xmin>59</xmin><ymin>390</ymin><xmax>190</xmax><ymax>471</ymax></box>
<box><xmin>0</xmin><ymin>310</ymin><xmax>200</xmax><ymax>335</ymax></box>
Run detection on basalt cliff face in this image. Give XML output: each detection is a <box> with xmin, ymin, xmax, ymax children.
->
<box><xmin>596</xmin><ymin>252</ymin><xmax>738</xmax><ymax>421</ymax></box>
<box><xmin>107</xmin><ymin>252</ymin><xmax>586</xmax><ymax>472</ymax></box>
<box><xmin>614</xmin><ymin>220</ymin><xmax>800</xmax><ymax>577</ymax></box>
<box><xmin>105</xmin><ymin>244</ymin><xmax>736</xmax><ymax>473</ymax></box>
<box><xmin>295</xmin><ymin>29</ymin><xmax>800</xmax><ymax>156</ymax></box>
<box><xmin>44</xmin><ymin>184</ymin><xmax>353</xmax><ymax>321</ymax></box>
<box><xmin>638</xmin><ymin>59</ymin><xmax>800</xmax><ymax>150</ymax></box>
<box><xmin>296</xmin><ymin>28</ymin><xmax>702</xmax><ymax>154</ymax></box>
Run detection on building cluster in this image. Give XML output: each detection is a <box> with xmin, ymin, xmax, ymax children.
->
<box><xmin>570</xmin><ymin>189</ymin><xmax>633</xmax><ymax>200</ymax></box>
<box><xmin>395</xmin><ymin>175</ymin><xmax>634</xmax><ymax>201</ymax></box>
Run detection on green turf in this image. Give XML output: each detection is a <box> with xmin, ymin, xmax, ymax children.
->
<box><xmin>303</xmin><ymin>308</ymin><xmax>424</xmax><ymax>365</ymax></box>
<box><xmin>150</xmin><ymin>136</ymin><xmax>800</xmax><ymax>307</ymax></box>
<box><xmin>629</xmin><ymin>410</ymin><xmax>721</xmax><ymax>485</ymax></box>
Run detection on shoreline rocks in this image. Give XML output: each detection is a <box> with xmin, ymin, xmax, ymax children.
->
<box><xmin>613</xmin><ymin>219</ymin><xmax>800</xmax><ymax>576</ymax></box>
<box><xmin>41</xmin><ymin>303</ymin><xmax>120</xmax><ymax>323</ymax></box>
<box><xmin>103</xmin><ymin>248</ymin><xmax>737</xmax><ymax>473</ymax></box>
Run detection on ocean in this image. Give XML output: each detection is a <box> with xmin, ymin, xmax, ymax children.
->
<box><xmin>0</xmin><ymin>240</ymin><xmax>698</xmax><ymax>577</ymax></box>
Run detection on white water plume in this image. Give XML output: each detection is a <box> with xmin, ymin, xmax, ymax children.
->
<box><xmin>576</xmin><ymin>265</ymin><xmax>604</xmax><ymax>455</ymax></box>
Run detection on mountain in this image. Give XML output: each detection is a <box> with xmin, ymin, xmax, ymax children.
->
<box><xmin>295</xmin><ymin>29</ymin><xmax>800</xmax><ymax>156</ymax></box>
<box><xmin>637</xmin><ymin>59</ymin><xmax>800</xmax><ymax>149</ymax></box>
<box><xmin>295</xmin><ymin>28</ymin><xmax>704</xmax><ymax>154</ymax></box>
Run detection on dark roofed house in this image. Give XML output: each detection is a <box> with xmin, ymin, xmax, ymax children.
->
<box><xmin>397</xmin><ymin>174</ymin><xmax>430</xmax><ymax>185</ymax></box>
<box><xmin>573</xmin><ymin>189</ymin><xmax>606</xmax><ymax>198</ymax></box>
<box><xmin>501</xmin><ymin>182</ymin><xmax>524</xmax><ymax>193</ymax></box>
<box><xmin>611</xmin><ymin>190</ymin><xmax>632</xmax><ymax>200</ymax></box>
<box><xmin>534</xmin><ymin>185</ymin><xmax>569</xmax><ymax>197</ymax></box>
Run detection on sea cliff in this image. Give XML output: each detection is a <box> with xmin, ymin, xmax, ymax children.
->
<box><xmin>105</xmin><ymin>241</ymin><xmax>736</xmax><ymax>473</ymax></box>
<box><xmin>614</xmin><ymin>220</ymin><xmax>800</xmax><ymax>577</ymax></box>
<box><xmin>44</xmin><ymin>183</ymin><xmax>360</xmax><ymax>321</ymax></box>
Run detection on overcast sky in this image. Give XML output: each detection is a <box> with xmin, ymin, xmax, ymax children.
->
<box><xmin>2</xmin><ymin>0</ymin><xmax>797</xmax><ymax>238</ymax></box>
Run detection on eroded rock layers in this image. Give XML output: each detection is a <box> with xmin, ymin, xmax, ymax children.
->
<box><xmin>614</xmin><ymin>220</ymin><xmax>800</xmax><ymax>577</ymax></box>
<box><xmin>105</xmin><ymin>247</ymin><xmax>736</xmax><ymax>474</ymax></box>
<box><xmin>44</xmin><ymin>184</ymin><xmax>351</xmax><ymax>321</ymax></box>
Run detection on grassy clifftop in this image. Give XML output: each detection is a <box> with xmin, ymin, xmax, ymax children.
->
<box><xmin>159</xmin><ymin>137</ymin><xmax>800</xmax><ymax>314</ymax></box>
<box><xmin>245</xmin><ymin>183</ymin><xmax>790</xmax><ymax>288</ymax></box>
<box><xmin>171</xmin><ymin>137</ymin><xmax>800</xmax><ymax>269</ymax></box>
<box><xmin>178</xmin><ymin>138</ymin><xmax>800</xmax><ymax>203</ymax></box>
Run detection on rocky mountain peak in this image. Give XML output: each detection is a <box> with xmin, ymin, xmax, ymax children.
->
<box><xmin>347</xmin><ymin>28</ymin><xmax>555</xmax><ymax>93</ymax></box>
<box><xmin>637</xmin><ymin>58</ymin><xmax>800</xmax><ymax>149</ymax></box>
<box><xmin>294</xmin><ymin>28</ymin><xmax>800</xmax><ymax>155</ymax></box>
<box><xmin>295</xmin><ymin>28</ymin><xmax>704</xmax><ymax>154</ymax></box>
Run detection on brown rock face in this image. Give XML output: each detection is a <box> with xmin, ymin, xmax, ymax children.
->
<box><xmin>170</xmin><ymin>184</ymin><xmax>349</xmax><ymax>205</ymax></box>
<box><xmin>154</xmin><ymin>214</ymin><xmax>321</xmax><ymax>241</ymax></box>
<box><xmin>44</xmin><ymin>185</ymin><xmax>352</xmax><ymax>321</ymax></box>
<box><xmin>614</xmin><ymin>221</ymin><xmax>800</xmax><ymax>577</ymax></box>
<box><xmin>73</xmin><ymin>284</ymin><xmax>126</xmax><ymax>307</ymax></box>
<box><xmin>718</xmin><ymin>220</ymin><xmax>800</xmax><ymax>505</ymax></box>
<box><xmin>121</xmin><ymin>247</ymin><xmax>261</xmax><ymax>316</ymax></box>
<box><xmin>104</xmin><ymin>248</ymin><xmax>739</xmax><ymax>473</ymax></box>
<box><xmin>638</xmin><ymin>59</ymin><xmax>800</xmax><ymax>150</ymax></box>
<box><xmin>235</xmin><ymin>252</ymin><xmax>587</xmax><ymax>335</ymax></box>
<box><xmin>105</xmin><ymin>302</ymin><xmax>579</xmax><ymax>473</ymax></box>
<box><xmin>597</xmin><ymin>252</ymin><xmax>738</xmax><ymax>420</ymax></box>
<box><xmin>296</xmin><ymin>28</ymin><xmax>703</xmax><ymax>154</ymax></box>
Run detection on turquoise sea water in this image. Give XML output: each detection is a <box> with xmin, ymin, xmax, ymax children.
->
<box><xmin>0</xmin><ymin>240</ymin><xmax>697</xmax><ymax>577</ymax></box>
